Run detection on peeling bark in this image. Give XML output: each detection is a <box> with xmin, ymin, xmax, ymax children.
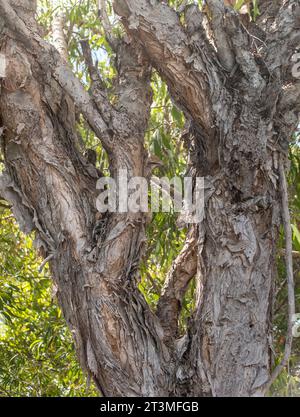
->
<box><xmin>0</xmin><ymin>0</ymin><xmax>299</xmax><ymax>397</ymax></box>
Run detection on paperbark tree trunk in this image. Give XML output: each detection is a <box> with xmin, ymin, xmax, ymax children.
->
<box><xmin>0</xmin><ymin>0</ymin><xmax>299</xmax><ymax>397</ymax></box>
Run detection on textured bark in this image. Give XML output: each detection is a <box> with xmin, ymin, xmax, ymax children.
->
<box><xmin>0</xmin><ymin>0</ymin><xmax>299</xmax><ymax>397</ymax></box>
<box><xmin>0</xmin><ymin>0</ymin><xmax>170</xmax><ymax>397</ymax></box>
<box><xmin>115</xmin><ymin>0</ymin><xmax>300</xmax><ymax>396</ymax></box>
<box><xmin>157</xmin><ymin>227</ymin><xmax>197</xmax><ymax>343</ymax></box>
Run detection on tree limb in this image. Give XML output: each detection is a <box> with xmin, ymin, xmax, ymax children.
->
<box><xmin>52</xmin><ymin>9</ymin><xmax>69</xmax><ymax>62</ymax></box>
<box><xmin>113</xmin><ymin>0</ymin><xmax>219</xmax><ymax>132</ymax></box>
<box><xmin>157</xmin><ymin>228</ymin><xmax>197</xmax><ymax>342</ymax></box>
<box><xmin>206</xmin><ymin>0</ymin><xmax>235</xmax><ymax>72</ymax></box>
<box><xmin>263</xmin><ymin>0</ymin><xmax>300</xmax><ymax>79</ymax></box>
<box><xmin>263</xmin><ymin>157</ymin><xmax>296</xmax><ymax>394</ymax></box>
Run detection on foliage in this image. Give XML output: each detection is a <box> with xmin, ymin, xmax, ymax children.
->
<box><xmin>0</xmin><ymin>210</ymin><xmax>97</xmax><ymax>397</ymax></box>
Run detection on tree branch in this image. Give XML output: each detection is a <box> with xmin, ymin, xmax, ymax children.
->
<box><xmin>157</xmin><ymin>228</ymin><xmax>197</xmax><ymax>342</ymax></box>
<box><xmin>113</xmin><ymin>0</ymin><xmax>220</xmax><ymax>132</ymax></box>
<box><xmin>79</xmin><ymin>38</ymin><xmax>112</xmax><ymax>124</ymax></box>
<box><xmin>206</xmin><ymin>0</ymin><xmax>235</xmax><ymax>72</ymax></box>
<box><xmin>52</xmin><ymin>9</ymin><xmax>69</xmax><ymax>62</ymax></box>
<box><xmin>263</xmin><ymin>0</ymin><xmax>300</xmax><ymax>79</ymax></box>
<box><xmin>263</xmin><ymin>157</ymin><xmax>296</xmax><ymax>394</ymax></box>
<box><xmin>222</xmin><ymin>10</ymin><xmax>266</xmax><ymax>97</ymax></box>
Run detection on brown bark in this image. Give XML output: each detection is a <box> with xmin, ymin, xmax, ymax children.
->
<box><xmin>157</xmin><ymin>227</ymin><xmax>197</xmax><ymax>343</ymax></box>
<box><xmin>0</xmin><ymin>0</ymin><xmax>299</xmax><ymax>397</ymax></box>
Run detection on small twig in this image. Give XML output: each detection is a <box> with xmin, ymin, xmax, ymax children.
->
<box><xmin>151</xmin><ymin>105</ymin><xmax>172</xmax><ymax>110</ymax></box>
<box><xmin>38</xmin><ymin>253</ymin><xmax>55</xmax><ymax>273</ymax></box>
<box><xmin>275</xmin><ymin>278</ymin><xmax>287</xmax><ymax>299</ymax></box>
<box><xmin>206</xmin><ymin>0</ymin><xmax>236</xmax><ymax>72</ymax></box>
<box><xmin>177</xmin><ymin>0</ymin><xmax>190</xmax><ymax>14</ymax></box>
<box><xmin>240</xmin><ymin>22</ymin><xmax>267</xmax><ymax>47</ymax></box>
<box><xmin>146</xmin><ymin>272</ymin><xmax>161</xmax><ymax>295</ymax></box>
<box><xmin>263</xmin><ymin>157</ymin><xmax>296</xmax><ymax>394</ymax></box>
<box><xmin>279</xmin><ymin>249</ymin><xmax>300</xmax><ymax>259</ymax></box>
<box><xmin>274</xmin><ymin>296</ymin><xmax>288</xmax><ymax>316</ymax></box>
<box><xmin>0</xmin><ymin>215</ymin><xmax>13</xmax><ymax>221</ymax></box>
<box><xmin>80</xmin><ymin>38</ymin><xmax>105</xmax><ymax>87</ymax></box>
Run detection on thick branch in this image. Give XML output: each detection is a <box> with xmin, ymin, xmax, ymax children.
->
<box><xmin>222</xmin><ymin>9</ymin><xmax>266</xmax><ymax>96</ymax></box>
<box><xmin>52</xmin><ymin>10</ymin><xmax>68</xmax><ymax>62</ymax></box>
<box><xmin>206</xmin><ymin>0</ymin><xmax>235</xmax><ymax>72</ymax></box>
<box><xmin>79</xmin><ymin>38</ymin><xmax>112</xmax><ymax>124</ymax></box>
<box><xmin>264</xmin><ymin>0</ymin><xmax>300</xmax><ymax>79</ymax></box>
<box><xmin>113</xmin><ymin>0</ymin><xmax>220</xmax><ymax>132</ymax></box>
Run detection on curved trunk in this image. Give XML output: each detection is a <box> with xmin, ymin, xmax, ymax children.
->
<box><xmin>190</xmin><ymin>176</ymin><xmax>279</xmax><ymax>396</ymax></box>
<box><xmin>172</xmin><ymin>110</ymin><xmax>282</xmax><ymax>396</ymax></box>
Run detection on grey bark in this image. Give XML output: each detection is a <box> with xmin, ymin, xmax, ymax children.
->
<box><xmin>0</xmin><ymin>0</ymin><xmax>299</xmax><ymax>397</ymax></box>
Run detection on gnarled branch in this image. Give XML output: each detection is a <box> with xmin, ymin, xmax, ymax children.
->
<box><xmin>113</xmin><ymin>0</ymin><xmax>219</xmax><ymax>132</ymax></box>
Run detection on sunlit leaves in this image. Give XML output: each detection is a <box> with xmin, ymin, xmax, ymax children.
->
<box><xmin>0</xmin><ymin>212</ymin><xmax>97</xmax><ymax>397</ymax></box>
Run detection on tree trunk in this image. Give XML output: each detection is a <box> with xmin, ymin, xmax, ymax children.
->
<box><xmin>189</xmin><ymin>155</ymin><xmax>280</xmax><ymax>397</ymax></box>
<box><xmin>0</xmin><ymin>0</ymin><xmax>299</xmax><ymax>397</ymax></box>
